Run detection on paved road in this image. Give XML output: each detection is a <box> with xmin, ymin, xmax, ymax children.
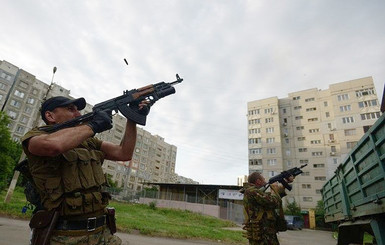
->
<box><xmin>0</xmin><ymin>216</ymin><xmax>336</xmax><ymax>245</ymax></box>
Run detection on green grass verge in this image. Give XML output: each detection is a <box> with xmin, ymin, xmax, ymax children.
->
<box><xmin>1</xmin><ymin>188</ymin><xmax>247</xmax><ymax>244</ymax></box>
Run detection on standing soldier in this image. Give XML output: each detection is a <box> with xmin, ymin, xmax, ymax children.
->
<box><xmin>241</xmin><ymin>172</ymin><xmax>293</xmax><ymax>245</ymax></box>
<box><xmin>21</xmin><ymin>96</ymin><xmax>148</xmax><ymax>245</ymax></box>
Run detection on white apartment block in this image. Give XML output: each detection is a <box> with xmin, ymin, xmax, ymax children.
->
<box><xmin>247</xmin><ymin>77</ymin><xmax>382</xmax><ymax>209</ymax></box>
<box><xmin>0</xmin><ymin>59</ymin><xmax>183</xmax><ymax>192</ymax></box>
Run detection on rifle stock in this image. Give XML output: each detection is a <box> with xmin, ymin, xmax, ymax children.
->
<box><xmin>42</xmin><ymin>74</ymin><xmax>183</xmax><ymax>133</ymax></box>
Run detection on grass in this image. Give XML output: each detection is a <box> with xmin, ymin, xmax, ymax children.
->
<box><xmin>1</xmin><ymin>187</ymin><xmax>247</xmax><ymax>244</ymax></box>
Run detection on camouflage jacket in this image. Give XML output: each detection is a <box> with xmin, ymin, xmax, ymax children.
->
<box><xmin>241</xmin><ymin>183</ymin><xmax>282</xmax><ymax>244</ymax></box>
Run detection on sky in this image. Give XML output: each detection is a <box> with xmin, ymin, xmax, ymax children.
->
<box><xmin>1</xmin><ymin>0</ymin><xmax>384</xmax><ymax>185</ymax></box>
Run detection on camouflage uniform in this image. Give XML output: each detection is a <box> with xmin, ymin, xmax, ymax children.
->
<box><xmin>241</xmin><ymin>183</ymin><xmax>282</xmax><ymax>245</ymax></box>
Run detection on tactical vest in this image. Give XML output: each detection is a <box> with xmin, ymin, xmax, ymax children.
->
<box><xmin>22</xmin><ymin>127</ymin><xmax>109</xmax><ymax>217</ymax></box>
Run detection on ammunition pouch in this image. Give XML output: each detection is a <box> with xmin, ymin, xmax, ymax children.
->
<box><xmin>29</xmin><ymin>210</ymin><xmax>59</xmax><ymax>245</ymax></box>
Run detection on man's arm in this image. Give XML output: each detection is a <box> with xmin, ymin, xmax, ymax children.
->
<box><xmin>101</xmin><ymin>120</ymin><xmax>137</xmax><ymax>161</ymax></box>
<box><xmin>27</xmin><ymin>125</ymin><xmax>95</xmax><ymax>156</ymax></box>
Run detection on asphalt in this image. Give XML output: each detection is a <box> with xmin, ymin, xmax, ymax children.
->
<box><xmin>0</xmin><ymin>216</ymin><xmax>337</xmax><ymax>245</ymax></box>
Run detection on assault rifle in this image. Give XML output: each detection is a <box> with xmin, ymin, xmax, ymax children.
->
<box><xmin>266</xmin><ymin>164</ymin><xmax>307</xmax><ymax>191</ymax></box>
<box><xmin>42</xmin><ymin>74</ymin><xmax>183</xmax><ymax>133</ymax></box>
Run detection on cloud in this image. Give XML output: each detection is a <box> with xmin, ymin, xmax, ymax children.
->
<box><xmin>1</xmin><ymin>0</ymin><xmax>384</xmax><ymax>185</ymax></box>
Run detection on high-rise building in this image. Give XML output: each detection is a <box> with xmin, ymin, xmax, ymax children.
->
<box><xmin>0</xmin><ymin>59</ymin><xmax>188</xmax><ymax>191</ymax></box>
<box><xmin>247</xmin><ymin>77</ymin><xmax>382</xmax><ymax>209</ymax></box>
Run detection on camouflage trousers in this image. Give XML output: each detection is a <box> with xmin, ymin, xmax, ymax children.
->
<box><xmin>49</xmin><ymin>226</ymin><xmax>124</xmax><ymax>245</ymax></box>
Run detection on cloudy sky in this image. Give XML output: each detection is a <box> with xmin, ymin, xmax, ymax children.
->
<box><xmin>1</xmin><ymin>0</ymin><xmax>384</xmax><ymax>185</ymax></box>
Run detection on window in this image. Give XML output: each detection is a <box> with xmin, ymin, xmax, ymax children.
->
<box><xmin>267</xmin><ymin>159</ymin><xmax>277</xmax><ymax>166</ymax></box>
<box><xmin>264</xmin><ymin>108</ymin><xmax>273</xmax><ymax>114</ymax></box>
<box><xmin>286</xmin><ymin>149</ymin><xmax>291</xmax><ymax>156</ymax></box>
<box><xmin>16</xmin><ymin>125</ymin><xmax>25</xmax><ymax>134</ymax></box>
<box><xmin>296</xmin><ymin>126</ymin><xmax>304</xmax><ymax>130</ymax></box>
<box><xmin>342</xmin><ymin>117</ymin><xmax>355</xmax><ymax>124</ymax></box>
<box><xmin>361</xmin><ymin>112</ymin><xmax>380</xmax><ymax>120</ymax></box>
<box><xmin>19</xmin><ymin>81</ymin><xmax>28</xmax><ymax>89</ymax></box>
<box><xmin>305</xmin><ymin>98</ymin><xmax>315</xmax><ymax>102</ymax></box>
<box><xmin>267</xmin><ymin>148</ymin><xmax>276</xmax><ymax>154</ymax></box>
<box><xmin>308</xmin><ymin>117</ymin><xmax>318</xmax><ymax>122</ymax></box>
<box><xmin>20</xmin><ymin>116</ymin><xmax>29</xmax><ymax>124</ymax></box>
<box><xmin>14</xmin><ymin>90</ymin><xmax>25</xmax><ymax>98</ymax></box>
<box><xmin>10</xmin><ymin>99</ymin><xmax>21</xmax><ymax>108</ymax></box>
<box><xmin>293</xmin><ymin>96</ymin><xmax>301</xmax><ymax>100</ymax></box>
<box><xmin>27</xmin><ymin>97</ymin><xmax>35</xmax><ymax>105</ymax></box>
<box><xmin>309</xmin><ymin>128</ymin><xmax>319</xmax><ymax>133</ymax></box>
<box><xmin>249</xmin><ymin>128</ymin><xmax>261</xmax><ymax>134</ymax></box>
<box><xmin>302</xmin><ymin>184</ymin><xmax>311</xmax><ymax>189</ymax></box>
<box><xmin>324</xmin><ymin>101</ymin><xmax>328</xmax><ymax>106</ymax></box>
<box><xmin>24</xmin><ymin>107</ymin><xmax>32</xmax><ymax>114</ymax></box>
<box><xmin>344</xmin><ymin>129</ymin><xmax>356</xmax><ymax>136</ymax></box>
<box><xmin>295</xmin><ymin>116</ymin><xmax>303</xmax><ymax>120</ymax></box>
<box><xmin>282</xmin><ymin>108</ymin><xmax>287</xmax><ymax>114</ymax></box>
<box><xmin>306</xmin><ymin>107</ymin><xmax>317</xmax><ymax>111</ymax></box>
<box><xmin>265</xmin><ymin>117</ymin><xmax>274</xmax><ymax>123</ymax></box>
<box><xmin>340</xmin><ymin>105</ymin><xmax>352</xmax><ymax>112</ymax></box>
<box><xmin>301</xmin><ymin>171</ymin><xmax>310</xmax><ymax>176</ymax></box>
<box><xmin>249</xmin><ymin>138</ymin><xmax>262</xmax><ymax>144</ymax></box>
<box><xmin>248</xmin><ymin>109</ymin><xmax>260</xmax><ymax>115</ymax></box>
<box><xmin>312</xmin><ymin>151</ymin><xmax>323</xmax><ymax>156</ymax></box>
<box><xmin>313</xmin><ymin>164</ymin><xmax>325</xmax><ymax>168</ymax></box>
<box><xmin>299</xmin><ymin>148</ymin><xmax>307</xmax><ymax>152</ymax></box>
<box><xmin>356</xmin><ymin>87</ymin><xmax>375</xmax><ymax>97</ymax></box>
<box><xmin>325</xmin><ymin>112</ymin><xmax>330</xmax><ymax>118</ymax></box>
<box><xmin>300</xmin><ymin>159</ymin><xmax>309</xmax><ymax>164</ymax></box>
<box><xmin>297</xmin><ymin>137</ymin><xmax>306</xmax><ymax>141</ymax></box>
<box><xmin>347</xmin><ymin>142</ymin><xmax>357</xmax><ymax>149</ymax></box>
<box><xmin>266</xmin><ymin>127</ymin><xmax>274</xmax><ymax>133</ymax></box>
<box><xmin>249</xmin><ymin>119</ymin><xmax>260</xmax><ymax>125</ymax></box>
<box><xmin>249</xmin><ymin>159</ymin><xmax>262</xmax><ymax>165</ymax></box>
<box><xmin>315</xmin><ymin>176</ymin><xmax>326</xmax><ymax>181</ymax></box>
<box><xmin>249</xmin><ymin>148</ymin><xmax>262</xmax><ymax>155</ymax></box>
<box><xmin>8</xmin><ymin>110</ymin><xmax>17</xmax><ymax>119</ymax></box>
<box><xmin>337</xmin><ymin>94</ymin><xmax>349</xmax><ymax>101</ymax></box>
<box><xmin>266</xmin><ymin>138</ymin><xmax>275</xmax><ymax>143</ymax></box>
<box><xmin>303</xmin><ymin>197</ymin><xmax>313</xmax><ymax>202</ymax></box>
<box><xmin>359</xmin><ymin>100</ymin><xmax>378</xmax><ymax>108</ymax></box>
<box><xmin>0</xmin><ymin>82</ymin><xmax>6</xmax><ymax>90</ymax></box>
<box><xmin>310</xmin><ymin>140</ymin><xmax>321</xmax><ymax>144</ymax></box>
<box><xmin>294</xmin><ymin>106</ymin><xmax>302</xmax><ymax>110</ymax></box>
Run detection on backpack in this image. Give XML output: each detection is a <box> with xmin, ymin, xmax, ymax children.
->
<box><xmin>14</xmin><ymin>159</ymin><xmax>44</xmax><ymax>213</ymax></box>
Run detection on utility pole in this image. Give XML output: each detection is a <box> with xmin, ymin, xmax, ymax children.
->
<box><xmin>4</xmin><ymin>67</ymin><xmax>57</xmax><ymax>203</ymax></box>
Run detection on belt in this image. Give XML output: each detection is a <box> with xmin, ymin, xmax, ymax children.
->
<box><xmin>56</xmin><ymin>215</ymin><xmax>106</xmax><ymax>232</ymax></box>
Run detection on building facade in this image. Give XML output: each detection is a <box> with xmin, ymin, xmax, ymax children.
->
<box><xmin>0</xmin><ymin>59</ymin><xmax>189</xmax><ymax>191</ymax></box>
<box><xmin>247</xmin><ymin>77</ymin><xmax>382</xmax><ymax>209</ymax></box>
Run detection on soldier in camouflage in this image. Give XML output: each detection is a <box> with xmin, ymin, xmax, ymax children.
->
<box><xmin>22</xmin><ymin>96</ymin><xmax>148</xmax><ymax>245</ymax></box>
<box><xmin>241</xmin><ymin>172</ymin><xmax>293</xmax><ymax>245</ymax></box>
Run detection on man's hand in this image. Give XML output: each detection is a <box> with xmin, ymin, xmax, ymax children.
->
<box><xmin>270</xmin><ymin>183</ymin><xmax>286</xmax><ymax>198</ymax></box>
<box><xmin>88</xmin><ymin>111</ymin><xmax>113</xmax><ymax>134</ymax></box>
<box><xmin>285</xmin><ymin>175</ymin><xmax>295</xmax><ymax>183</ymax></box>
<box><xmin>129</xmin><ymin>100</ymin><xmax>151</xmax><ymax>116</ymax></box>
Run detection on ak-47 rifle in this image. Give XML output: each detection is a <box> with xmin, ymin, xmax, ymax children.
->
<box><xmin>266</xmin><ymin>164</ymin><xmax>308</xmax><ymax>191</ymax></box>
<box><xmin>42</xmin><ymin>74</ymin><xmax>183</xmax><ymax>133</ymax></box>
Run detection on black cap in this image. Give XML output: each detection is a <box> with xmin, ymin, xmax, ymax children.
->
<box><xmin>41</xmin><ymin>96</ymin><xmax>86</xmax><ymax>122</ymax></box>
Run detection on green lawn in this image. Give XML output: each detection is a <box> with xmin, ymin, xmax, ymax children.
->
<box><xmin>1</xmin><ymin>187</ymin><xmax>247</xmax><ymax>244</ymax></box>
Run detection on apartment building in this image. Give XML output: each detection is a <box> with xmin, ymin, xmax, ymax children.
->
<box><xmin>0</xmin><ymin>59</ymin><xmax>183</xmax><ymax>191</ymax></box>
<box><xmin>247</xmin><ymin>77</ymin><xmax>382</xmax><ymax>209</ymax></box>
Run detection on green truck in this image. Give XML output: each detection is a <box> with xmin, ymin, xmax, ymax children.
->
<box><xmin>322</xmin><ymin>112</ymin><xmax>385</xmax><ymax>245</ymax></box>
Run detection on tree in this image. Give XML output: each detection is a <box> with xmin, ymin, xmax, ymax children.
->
<box><xmin>0</xmin><ymin>111</ymin><xmax>22</xmax><ymax>190</ymax></box>
<box><xmin>284</xmin><ymin>200</ymin><xmax>301</xmax><ymax>216</ymax></box>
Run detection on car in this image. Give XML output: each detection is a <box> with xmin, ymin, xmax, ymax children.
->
<box><xmin>284</xmin><ymin>215</ymin><xmax>304</xmax><ymax>230</ymax></box>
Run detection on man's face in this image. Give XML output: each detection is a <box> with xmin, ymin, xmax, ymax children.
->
<box><xmin>256</xmin><ymin>176</ymin><xmax>267</xmax><ymax>186</ymax></box>
<box><xmin>46</xmin><ymin>104</ymin><xmax>81</xmax><ymax>124</ymax></box>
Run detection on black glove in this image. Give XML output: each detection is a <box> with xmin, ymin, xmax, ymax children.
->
<box><xmin>88</xmin><ymin>111</ymin><xmax>113</xmax><ymax>134</ymax></box>
<box><xmin>129</xmin><ymin>102</ymin><xmax>150</xmax><ymax>116</ymax></box>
